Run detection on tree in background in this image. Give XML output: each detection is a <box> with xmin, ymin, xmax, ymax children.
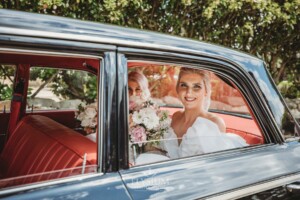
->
<box><xmin>0</xmin><ymin>0</ymin><xmax>299</xmax><ymax>98</ymax></box>
<box><xmin>29</xmin><ymin>68</ymin><xmax>97</xmax><ymax>104</ymax></box>
<box><xmin>0</xmin><ymin>65</ymin><xmax>15</xmax><ymax>101</ymax></box>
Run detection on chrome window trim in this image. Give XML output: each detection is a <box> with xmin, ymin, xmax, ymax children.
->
<box><xmin>127</xmin><ymin>143</ymin><xmax>276</xmax><ymax>171</ymax></box>
<box><xmin>0</xmin><ymin>173</ymin><xmax>104</xmax><ymax>196</ymax></box>
<box><xmin>128</xmin><ymin>144</ymin><xmax>275</xmax><ymax>170</ymax></box>
<box><xmin>0</xmin><ymin>27</ymin><xmax>261</xmax><ymax>63</ymax></box>
<box><xmin>0</xmin><ymin>48</ymin><xmax>106</xmax><ymax>191</ymax></box>
<box><xmin>99</xmin><ymin>58</ymin><xmax>105</xmax><ymax>171</ymax></box>
<box><xmin>207</xmin><ymin>172</ymin><xmax>300</xmax><ymax>200</ymax></box>
<box><xmin>0</xmin><ymin>47</ymin><xmax>101</xmax><ymax>59</ymax></box>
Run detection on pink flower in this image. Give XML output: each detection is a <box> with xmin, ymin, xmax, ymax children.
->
<box><xmin>130</xmin><ymin>126</ymin><xmax>147</xmax><ymax>147</ymax></box>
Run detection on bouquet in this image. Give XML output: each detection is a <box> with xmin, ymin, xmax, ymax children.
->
<box><xmin>129</xmin><ymin>96</ymin><xmax>171</xmax><ymax>153</ymax></box>
<box><xmin>75</xmin><ymin>102</ymin><xmax>97</xmax><ymax>134</ymax></box>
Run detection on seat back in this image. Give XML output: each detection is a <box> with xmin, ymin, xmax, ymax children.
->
<box><xmin>0</xmin><ymin>115</ymin><xmax>97</xmax><ymax>188</ymax></box>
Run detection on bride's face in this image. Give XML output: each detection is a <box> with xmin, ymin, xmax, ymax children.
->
<box><xmin>177</xmin><ymin>73</ymin><xmax>207</xmax><ymax>110</ymax></box>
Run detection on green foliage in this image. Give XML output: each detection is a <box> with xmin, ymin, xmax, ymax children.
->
<box><xmin>0</xmin><ymin>83</ymin><xmax>13</xmax><ymax>100</ymax></box>
<box><xmin>30</xmin><ymin>68</ymin><xmax>58</xmax><ymax>80</ymax></box>
<box><xmin>29</xmin><ymin>68</ymin><xmax>97</xmax><ymax>103</ymax></box>
<box><xmin>278</xmin><ymin>78</ymin><xmax>300</xmax><ymax>99</ymax></box>
<box><xmin>0</xmin><ymin>65</ymin><xmax>15</xmax><ymax>101</ymax></box>
<box><xmin>0</xmin><ymin>0</ymin><xmax>299</xmax><ymax>98</ymax></box>
<box><xmin>50</xmin><ymin>70</ymin><xmax>97</xmax><ymax>103</ymax></box>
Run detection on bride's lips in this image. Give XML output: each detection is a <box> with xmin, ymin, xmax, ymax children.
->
<box><xmin>184</xmin><ymin>97</ymin><xmax>196</xmax><ymax>102</ymax></box>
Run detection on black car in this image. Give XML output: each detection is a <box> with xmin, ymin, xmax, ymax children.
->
<box><xmin>0</xmin><ymin>9</ymin><xmax>299</xmax><ymax>200</ymax></box>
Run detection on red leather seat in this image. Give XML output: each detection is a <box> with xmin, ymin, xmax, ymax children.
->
<box><xmin>226</xmin><ymin>128</ymin><xmax>263</xmax><ymax>145</ymax></box>
<box><xmin>0</xmin><ymin>115</ymin><xmax>97</xmax><ymax>188</ymax></box>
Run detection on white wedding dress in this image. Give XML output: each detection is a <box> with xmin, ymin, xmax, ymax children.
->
<box><xmin>161</xmin><ymin>117</ymin><xmax>248</xmax><ymax>159</ymax></box>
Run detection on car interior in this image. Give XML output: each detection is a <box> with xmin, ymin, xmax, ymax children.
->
<box><xmin>0</xmin><ymin>52</ymin><xmax>99</xmax><ymax>188</ymax></box>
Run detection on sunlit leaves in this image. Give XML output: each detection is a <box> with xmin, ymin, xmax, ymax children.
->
<box><xmin>0</xmin><ymin>0</ymin><xmax>299</xmax><ymax>97</ymax></box>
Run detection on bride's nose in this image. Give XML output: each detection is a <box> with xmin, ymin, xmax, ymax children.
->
<box><xmin>186</xmin><ymin>87</ymin><xmax>192</xmax><ymax>95</ymax></box>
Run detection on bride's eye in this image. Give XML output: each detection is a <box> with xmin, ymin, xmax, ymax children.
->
<box><xmin>179</xmin><ymin>83</ymin><xmax>187</xmax><ymax>88</ymax></box>
<box><xmin>194</xmin><ymin>84</ymin><xmax>202</xmax><ymax>90</ymax></box>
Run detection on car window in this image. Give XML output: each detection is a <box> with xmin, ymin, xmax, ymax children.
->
<box><xmin>127</xmin><ymin>62</ymin><xmax>264</xmax><ymax>166</ymax></box>
<box><xmin>0</xmin><ymin>52</ymin><xmax>99</xmax><ymax>189</ymax></box>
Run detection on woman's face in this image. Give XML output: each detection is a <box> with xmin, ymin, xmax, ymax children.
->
<box><xmin>128</xmin><ymin>80</ymin><xmax>142</xmax><ymax>97</ymax></box>
<box><xmin>177</xmin><ymin>73</ymin><xmax>207</xmax><ymax>110</ymax></box>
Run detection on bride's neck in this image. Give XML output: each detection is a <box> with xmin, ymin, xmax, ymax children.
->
<box><xmin>182</xmin><ymin>108</ymin><xmax>206</xmax><ymax>123</ymax></box>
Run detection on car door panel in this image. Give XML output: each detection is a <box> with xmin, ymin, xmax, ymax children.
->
<box><xmin>120</xmin><ymin>143</ymin><xmax>300</xmax><ymax>199</ymax></box>
<box><xmin>1</xmin><ymin>173</ymin><xmax>131</xmax><ymax>200</ymax></box>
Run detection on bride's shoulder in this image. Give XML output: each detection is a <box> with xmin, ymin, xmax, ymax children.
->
<box><xmin>204</xmin><ymin>113</ymin><xmax>226</xmax><ymax>133</ymax></box>
<box><xmin>171</xmin><ymin>111</ymin><xmax>183</xmax><ymax>122</ymax></box>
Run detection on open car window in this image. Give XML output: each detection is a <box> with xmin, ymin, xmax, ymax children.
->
<box><xmin>0</xmin><ymin>52</ymin><xmax>99</xmax><ymax>189</ymax></box>
<box><xmin>127</xmin><ymin>62</ymin><xmax>264</xmax><ymax>166</ymax></box>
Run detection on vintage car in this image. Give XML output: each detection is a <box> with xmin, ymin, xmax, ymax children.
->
<box><xmin>0</xmin><ymin>9</ymin><xmax>299</xmax><ymax>199</ymax></box>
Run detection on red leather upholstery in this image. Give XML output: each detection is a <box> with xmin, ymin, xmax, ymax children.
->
<box><xmin>7</xmin><ymin>95</ymin><xmax>22</xmax><ymax>139</ymax></box>
<box><xmin>226</xmin><ymin>128</ymin><xmax>263</xmax><ymax>145</ymax></box>
<box><xmin>0</xmin><ymin>115</ymin><xmax>97</xmax><ymax>188</ymax></box>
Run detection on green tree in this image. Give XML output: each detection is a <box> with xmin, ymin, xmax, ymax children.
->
<box><xmin>1</xmin><ymin>0</ymin><xmax>299</xmax><ymax>98</ymax></box>
<box><xmin>29</xmin><ymin>68</ymin><xmax>97</xmax><ymax>103</ymax></box>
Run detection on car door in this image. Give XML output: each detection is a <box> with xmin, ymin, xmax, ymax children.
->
<box><xmin>117</xmin><ymin>48</ymin><xmax>300</xmax><ymax>200</ymax></box>
<box><xmin>0</xmin><ymin>28</ymin><xmax>131</xmax><ymax>199</ymax></box>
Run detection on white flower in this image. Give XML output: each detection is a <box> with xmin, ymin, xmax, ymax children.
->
<box><xmin>76</xmin><ymin>102</ymin><xmax>98</xmax><ymax>134</ymax></box>
<box><xmin>84</xmin><ymin>107</ymin><xmax>97</xmax><ymax>118</ymax></box>
<box><xmin>140</xmin><ymin>107</ymin><xmax>156</xmax><ymax>117</ymax></box>
<box><xmin>160</xmin><ymin>117</ymin><xmax>171</xmax><ymax>129</ymax></box>
<box><xmin>132</xmin><ymin>111</ymin><xmax>143</xmax><ymax>124</ymax></box>
<box><xmin>76</xmin><ymin>112</ymin><xmax>85</xmax><ymax>121</ymax></box>
<box><xmin>143</xmin><ymin>115</ymin><xmax>160</xmax><ymax>130</ymax></box>
<box><xmin>140</xmin><ymin>107</ymin><xmax>159</xmax><ymax>129</ymax></box>
<box><xmin>89</xmin><ymin>117</ymin><xmax>97</xmax><ymax>127</ymax></box>
<box><xmin>81</xmin><ymin>118</ymin><xmax>92</xmax><ymax>127</ymax></box>
<box><xmin>128</xmin><ymin>98</ymin><xmax>172</xmax><ymax>150</ymax></box>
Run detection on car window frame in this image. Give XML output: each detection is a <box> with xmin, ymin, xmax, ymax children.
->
<box><xmin>0</xmin><ymin>43</ymin><xmax>115</xmax><ymax>194</ymax></box>
<box><xmin>117</xmin><ymin>47</ymin><xmax>285</xmax><ymax>169</ymax></box>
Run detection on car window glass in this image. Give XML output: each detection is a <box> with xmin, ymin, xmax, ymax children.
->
<box><xmin>127</xmin><ymin>62</ymin><xmax>264</xmax><ymax>166</ymax></box>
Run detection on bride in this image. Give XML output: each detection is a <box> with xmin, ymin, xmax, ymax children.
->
<box><xmin>162</xmin><ymin>67</ymin><xmax>248</xmax><ymax>159</ymax></box>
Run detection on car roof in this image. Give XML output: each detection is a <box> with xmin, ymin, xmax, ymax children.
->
<box><xmin>0</xmin><ymin>9</ymin><xmax>262</xmax><ymax>68</ymax></box>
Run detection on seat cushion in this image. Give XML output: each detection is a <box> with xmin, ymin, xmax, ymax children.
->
<box><xmin>0</xmin><ymin>115</ymin><xmax>97</xmax><ymax>187</ymax></box>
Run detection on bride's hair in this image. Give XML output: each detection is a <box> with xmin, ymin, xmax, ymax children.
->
<box><xmin>128</xmin><ymin>71</ymin><xmax>151</xmax><ymax>99</ymax></box>
<box><xmin>177</xmin><ymin>67</ymin><xmax>212</xmax><ymax>111</ymax></box>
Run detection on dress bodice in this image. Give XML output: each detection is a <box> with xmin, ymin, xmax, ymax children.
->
<box><xmin>161</xmin><ymin>117</ymin><xmax>248</xmax><ymax>159</ymax></box>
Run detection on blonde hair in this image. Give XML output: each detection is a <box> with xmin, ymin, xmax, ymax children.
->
<box><xmin>128</xmin><ymin>71</ymin><xmax>150</xmax><ymax>99</ymax></box>
<box><xmin>177</xmin><ymin>67</ymin><xmax>211</xmax><ymax>111</ymax></box>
